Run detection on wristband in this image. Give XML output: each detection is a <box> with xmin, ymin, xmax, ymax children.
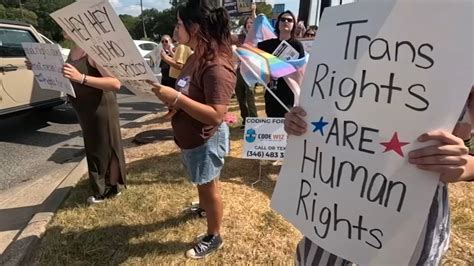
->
<box><xmin>172</xmin><ymin>92</ymin><xmax>181</xmax><ymax>106</ymax></box>
<box><xmin>83</xmin><ymin>74</ymin><xmax>88</xmax><ymax>85</ymax></box>
<box><xmin>80</xmin><ymin>74</ymin><xmax>86</xmax><ymax>84</ymax></box>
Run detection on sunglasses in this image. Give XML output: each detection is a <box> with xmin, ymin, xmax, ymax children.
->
<box><xmin>161</xmin><ymin>40</ymin><xmax>169</xmax><ymax>43</ymax></box>
<box><xmin>280</xmin><ymin>17</ymin><xmax>294</xmax><ymax>23</ymax></box>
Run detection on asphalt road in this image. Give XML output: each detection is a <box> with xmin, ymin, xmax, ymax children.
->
<box><xmin>0</xmin><ymin>88</ymin><xmax>164</xmax><ymax>191</ymax></box>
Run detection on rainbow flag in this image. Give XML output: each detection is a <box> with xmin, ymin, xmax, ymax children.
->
<box><xmin>240</xmin><ymin>14</ymin><xmax>310</xmax><ymax>106</ymax></box>
<box><xmin>235</xmin><ymin>44</ymin><xmax>297</xmax><ymax>86</ymax></box>
<box><xmin>244</xmin><ymin>14</ymin><xmax>277</xmax><ymax>46</ymax></box>
<box><xmin>283</xmin><ymin>54</ymin><xmax>310</xmax><ymax>105</ymax></box>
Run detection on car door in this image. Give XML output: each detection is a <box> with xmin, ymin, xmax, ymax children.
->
<box><xmin>0</xmin><ymin>25</ymin><xmax>62</xmax><ymax>110</ymax></box>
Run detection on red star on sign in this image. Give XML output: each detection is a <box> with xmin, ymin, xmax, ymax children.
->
<box><xmin>380</xmin><ymin>132</ymin><xmax>410</xmax><ymax>157</ymax></box>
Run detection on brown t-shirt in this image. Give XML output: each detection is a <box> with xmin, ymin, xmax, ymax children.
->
<box><xmin>171</xmin><ymin>54</ymin><xmax>236</xmax><ymax>149</ymax></box>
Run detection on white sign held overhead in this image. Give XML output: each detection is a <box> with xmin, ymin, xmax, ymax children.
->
<box><xmin>50</xmin><ymin>0</ymin><xmax>157</xmax><ymax>93</ymax></box>
<box><xmin>22</xmin><ymin>43</ymin><xmax>75</xmax><ymax>98</ymax></box>
<box><xmin>243</xmin><ymin>118</ymin><xmax>287</xmax><ymax>161</ymax></box>
<box><xmin>271</xmin><ymin>1</ymin><xmax>473</xmax><ymax>265</ymax></box>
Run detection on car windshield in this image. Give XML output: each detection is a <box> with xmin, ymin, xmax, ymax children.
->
<box><xmin>0</xmin><ymin>28</ymin><xmax>37</xmax><ymax>57</ymax></box>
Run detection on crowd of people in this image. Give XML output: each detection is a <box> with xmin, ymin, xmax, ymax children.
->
<box><xmin>26</xmin><ymin>0</ymin><xmax>474</xmax><ymax>263</ymax></box>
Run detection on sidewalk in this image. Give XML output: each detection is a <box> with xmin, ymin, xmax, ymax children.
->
<box><xmin>0</xmin><ymin>112</ymin><xmax>158</xmax><ymax>265</ymax></box>
<box><xmin>0</xmin><ymin>159</ymin><xmax>87</xmax><ymax>265</ymax></box>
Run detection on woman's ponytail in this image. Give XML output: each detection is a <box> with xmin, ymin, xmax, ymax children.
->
<box><xmin>178</xmin><ymin>0</ymin><xmax>233</xmax><ymax>64</ymax></box>
<box><xmin>207</xmin><ymin>8</ymin><xmax>231</xmax><ymax>45</ymax></box>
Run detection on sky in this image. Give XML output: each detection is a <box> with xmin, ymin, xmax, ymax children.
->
<box><xmin>109</xmin><ymin>0</ymin><xmax>300</xmax><ymax>17</ymax></box>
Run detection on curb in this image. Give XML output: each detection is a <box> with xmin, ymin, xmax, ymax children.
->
<box><xmin>0</xmin><ymin>159</ymin><xmax>87</xmax><ymax>266</ymax></box>
<box><xmin>0</xmin><ymin>112</ymin><xmax>159</xmax><ymax>266</ymax></box>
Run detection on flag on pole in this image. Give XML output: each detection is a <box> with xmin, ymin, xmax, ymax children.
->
<box><xmin>235</xmin><ymin>44</ymin><xmax>297</xmax><ymax>86</ymax></box>
<box><xmin>283</xmin><ymin>54</ymin><xmax>310</xmax><ymax>105</ymax></box>
<box><xmin>235</xmin><ymin>46</ymin><xmax>293</xmax><ymax>113</ymax></box>
<box><xmin>241</xmin><ymin>14</ymin><xmax>311</xmax><ymax>108</ymax></box>
<box><xmin>244</xmin><ymin>14</ymin><xmax>277</xmax><ymax>46</ymax></box>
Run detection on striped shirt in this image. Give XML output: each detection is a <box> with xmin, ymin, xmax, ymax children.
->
<box><xmin>296</xmin><ymin>182</ymin><xmax>450</xmax><ymax>266</ymax></box>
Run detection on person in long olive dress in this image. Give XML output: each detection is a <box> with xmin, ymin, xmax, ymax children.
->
<box><xmin>27</xmin><ymin>33</ymin><xmax>126</xmax><ymax>204</ymax></box>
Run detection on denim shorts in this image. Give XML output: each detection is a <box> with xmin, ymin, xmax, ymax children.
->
<box><xmin>181</xmin><ymin>123</ymin><xmax>229</xmax><ymax>185</ymax></box>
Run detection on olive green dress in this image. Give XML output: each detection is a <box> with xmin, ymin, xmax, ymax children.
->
<box><xmin>67</xmin><ymin>56</ymin><xmax>126</xmax><ymax>194</ymax></box>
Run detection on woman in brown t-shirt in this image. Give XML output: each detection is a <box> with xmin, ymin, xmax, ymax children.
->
<box><xmin>148</xmin><ymin>0</ymin><xmax>236</xmax><ymax>260</ymax></box>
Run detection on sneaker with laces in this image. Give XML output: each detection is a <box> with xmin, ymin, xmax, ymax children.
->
<box><xmin>185</xmin><ymin>234</ymin><xmax>223</xmax><ymax>259</ymax></box>
<box><xmin>87</xmin><ymin>185</ymin><xmax>121</xmax><ymax>204</ymax></box>
<box><xmin>189</xmin><ymin>205</ymin><xmax>206</xmax><ymax>218</ymax></box>
<box><xmin>183</xmin><ymin>202</ymin><xmax>206</xmax><ymax>218</ymax></box>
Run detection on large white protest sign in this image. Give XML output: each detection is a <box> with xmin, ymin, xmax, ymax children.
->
<box><xmin>50</xmin><ymin>0</ymin><xmax>157</xmax><ymax>93</ymax></box>
<box><xmin>271</xmin><ymin>1</ymin><xmax>473</xmax><ymax>265</ymax></box>
<box><xmin>243</xmin><ymin>118</ymin><xmax>287</xmax><ymax>160</ymax></box>
<box><xmin>22</xmin><ymin>43</ymin><xmax>75</xmax><ymax>98</ymax></box>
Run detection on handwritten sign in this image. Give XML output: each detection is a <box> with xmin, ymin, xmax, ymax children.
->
<box><xmin>50</xmin><ymin>0</ymin><xmax>157</xmax><ymax>93</ymax></box>
<box><xmin>223</xmin><ymin>0</ymin><xmax>251</xmax><ymax>17</ymax></box>
<box><xmin>22</xmin><ymin>43</ymin><xmax>75</xmax><ymax>97</ymax></box>
<box><xmin>237</xmin><ymin>0</ymin><xmax>252</xmax><ymax>14</ymax></box>
<box><xmin>243</xmin><ymin>118</ymin><xmax>287</xmax><ymax>160</ymax></box>
<box><xmin>271</xmin><ymin>1</ymin><xmax>473</xmax><ymax>265</ymax></box>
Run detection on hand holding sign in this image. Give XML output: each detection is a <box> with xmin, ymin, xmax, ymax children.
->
<box><xmin>409</xmin><ymin>130</ymin><xmax>471</xmax><ymax>183</ymax></box>
<box><xmin>147</xmin><ymin>80</ymin><xmax>180</xmax><ymax>106</ymax></box>
<box><xmin>63</xmin><ymin>63</ymin><xmax>83</xmax><ymax>83</ymax></box>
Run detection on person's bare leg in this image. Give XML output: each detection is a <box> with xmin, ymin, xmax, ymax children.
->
<box><xmin>197</xmin><ymin>180</ymin><xmax>222</xmax><ymax>235</ymax></box>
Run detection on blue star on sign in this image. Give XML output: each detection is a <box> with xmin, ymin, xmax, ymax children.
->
<box><xmin>312</xmin><ymin>117</ymin><xmax>329</xmax><ymax>135</ymax></box>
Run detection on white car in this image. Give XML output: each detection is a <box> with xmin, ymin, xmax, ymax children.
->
<box><xmin>133</xmin><ymin>40</ymin><xmax>158</xmax><ymax>66</ymax></box>
<box><xmin>38</xmin><ymin>33</ymin><xmax>70</xmax><ymax>61</ymax></box>
<box><xmin>0</xmin><ymin>19</ymin><xmax>66</xmax><ymax>116</ymax></box>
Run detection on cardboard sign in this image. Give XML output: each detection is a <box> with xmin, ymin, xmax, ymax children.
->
<box><xmin>271</xmin><ymin>1</ymin><xmax>473</xmax><ymax>265</ymax></box>
<box><xmin>243</xmin><ymin>118</ymin><xmax>287</xmax><ymax>161</ymax></box>
<box><xmin>223</xmin><ymin>0</ymin><xmax>251</xmax><ymax>17</ymax></box>
<box><xmin>22</xmin><ymin>43</ymin><xmax>75</xmax><ymax>97</ymax></box>
<box><xmin>50</xmin><ymin>0</ymin><xmax>157</xmax><ymax>93</ymax></box>
<box><xmin>237</xmin><ymin>0</ymin><xmax>252</xmax><ymax>14</ymax></box>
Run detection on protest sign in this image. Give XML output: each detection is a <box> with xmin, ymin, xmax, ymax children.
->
<box><xmin>22</xmin><ymin>43</ymin><xmax>75</xmax><ymax>98</ymax></box>
<box><xmin>223</xmin><ymin>0</ymin><xmax>251</xmax><ymax>17</ymax></box>
<box><xmin>270</xmin><ymin>1</ymin><xmax>473</xmax><ymax>265</ymax></box>
<box><xmin>237</xmin><ymin>0</ymin><xmax>252</xmax><ymax>14</ymax></box>
<box><xmin>50</xmin><ymin>0</ymin><xmax>157</xmax><ymax>93</ymax></box>
<box><xmin>243</xmin><ymin>118</ymin><xmax>287</xmax><ymax>161</ymax></box>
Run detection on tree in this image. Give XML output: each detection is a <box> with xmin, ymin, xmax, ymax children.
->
<box><xmin>0</xmin><ymin>0</ymin><xmax>74</xmax><ymax>41</ymax></box>
<box><xmin>169</xmin><ymin>0</ymin><xmax>187</xmax><ymax>8</ymax></box>
<box><xmin>255</xmin><ymin>2</ymin><xmax>272</xmax><ymax>19</ymax></box>
<box><xmin>149</xmin><ymin>9</ymin><xmax>177</xmax><ymax>40</ymax></box>
<box><xmin>0</xmin><ymin>5</ymin><xmax>7</xmax><ymax>19</ymax></box>
<box><xmin>119</xmin><ymin>14</ymin><xmax>140</xmax><ymax>39</ymax></box>
<box><xmin>132</xmin><ymin>8</ymin><xmax>168</xmax><ymax>41</ymax></box>
<box><xmin>0</xmin><ymin>4</ymin><xmax>38</xmax><ymax>26</ymax></box>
